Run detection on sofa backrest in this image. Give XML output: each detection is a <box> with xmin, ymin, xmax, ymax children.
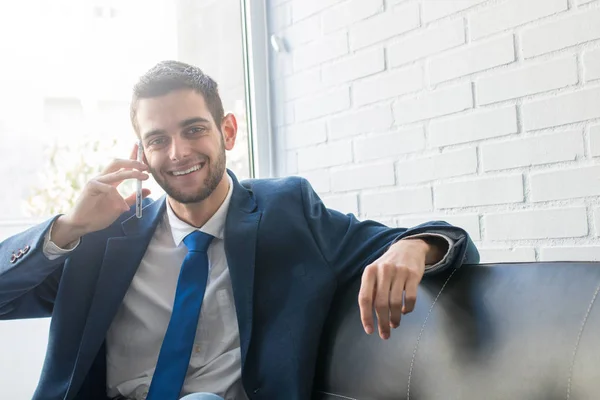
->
<box><xmin>314</xmin><ymin>262</ymin><xmax>600</xmax><ymax>400</ymax></box>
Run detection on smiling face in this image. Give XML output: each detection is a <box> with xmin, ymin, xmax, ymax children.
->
<box><xmin>136</xmin><ymin>88</ymin><xmax>235</xmax><ymax>204</ymax></box>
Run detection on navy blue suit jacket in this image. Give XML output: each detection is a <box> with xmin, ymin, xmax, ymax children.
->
<box><xmin>0</xmin><ymin>171</ymin><xmax>479</xmax><ymax>400</ymax></box>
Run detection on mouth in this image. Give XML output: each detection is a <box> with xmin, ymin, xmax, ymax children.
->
<box><xmin>169</xmin><ymin>162</ymin><xmax>206</xmax><ymax>177</ymax></box>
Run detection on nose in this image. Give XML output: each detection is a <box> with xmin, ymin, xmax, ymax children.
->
<box><xmin>168</xmin><ymin>136</ymin><xmax>191</xmax><ymax>161</ymax></box>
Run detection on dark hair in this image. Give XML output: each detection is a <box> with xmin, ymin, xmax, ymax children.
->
<box><xmin>130</xmin><ymin>60</ymin><xmax>225</xmax><ymax>135</ymax></box>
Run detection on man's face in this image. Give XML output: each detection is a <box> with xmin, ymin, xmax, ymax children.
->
<box><xmin>136</xmin><ymin>89</ymin><xmax>232</xmax><ymax>204</ymax></box>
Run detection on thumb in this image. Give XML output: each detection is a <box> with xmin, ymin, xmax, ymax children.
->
<box><xmin>123</xmin><ymin>188</ymin><xmax>152</xmax><ymax>207</ymax></box>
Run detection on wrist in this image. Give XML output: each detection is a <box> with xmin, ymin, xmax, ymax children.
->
<box><xmin>397</xmin><ymin>237</ymin><xmax>445</xmax><ymax>265</ymax></box>
<box><xmin>51</xmin><ymin>215</ymin><xmax>87</xmax><ymax>248</ymax></box>
<box><xmin>393</xmin><ymin>238</ymin><xmax>429</xmax><ymax>261</ymax></box>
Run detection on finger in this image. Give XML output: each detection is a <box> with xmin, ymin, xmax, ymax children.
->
<box><xmin>389</xmin><ymin>270</ymin><xmax>407</xmax><ymax>329</ymax></box>
<box><xmin>375</xmin><ymin>264</ymin><xmax>394</xmax><ymax>340</ymax></box>
<box><xmin>97</xmin><ymin>170</ymin><xmax>149</xmax><ymax>186</ymax></box>
<box><xmin>123</xmin><ymin>188</ymin><xmax>152</xmax><ymax>207</ymax></box>
<box><xmin>87</xmin><ymin>180</ymin><xmax>113</xmax><ymax>195</ymax></box>
<box><xmin>101</xmin><ymin>158</ymin><xmax>148</xmax><ymax>174</ymax></box>
<box><xmin>402</xmin><ymin>272</ymin><xmax>419</xmax><ymax>314</ymax></box>
<box><xmin>358</xmin><ymin>265</ymin><xmax>377</xmax><ymax>335</ymax></box>
<box><xmin>129</xmin><ymin>142</ymin><xmax>139</xmax><ymax>160</ymax></box>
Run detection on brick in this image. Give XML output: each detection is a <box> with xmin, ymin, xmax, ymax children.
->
<box><xmin>435</xmin><ymin>175</ymin><xmax>524</xmax><ymax>208</ymax></box>
<box><xmin>477</xmin><ymin>57</ymin><xmax>578</xmax><ymax>105</ymax></box>
<box><xmin>584</xmin><ymin>48</ymin><xmax>600</xmax><ymax>82</ymax></box>
<box><xmin>284</xmin><ymin>120</ymin><xmax>327</xmax><ymax>149</ymax></box>
<box><xmin>481</xmin><ymin>131</ymin><xmax>584</xmax><ymax>171</ymax></box>
<box><xmin>283</xmin><ymin>68</ymin><xmax>323</xmax><ymax>101</ymax></box>
<box><xmin>531</xmin><ymin>166</ymin><xmax>600</xmax><ymax>202</ymax></box>
<box><xmin>353</xmin><ymin>64</ymin><xmax>424</xmax><ymax>107</ymax></box>
<box><xmin>297</xmin><ymin>141</ymin><xmax>352</xmax><ymax>171</ymax></box>
<box><xmin>485</xmin><ymin>207</ymin><xmax>588</xmax><ymax>240</ymax></box>
<box><xmin>478</xmin><ymin>248</ymin><xmax>537</xmax><ymax>263</ymax></box>
<box><xmin>349</xmin><ymin>2</ymin><xmax>420</xmax><ymax>50</ymax></box>
<box><xmin>540</xmin><ymin>246</ymin><xmax>600</xmax><ymax>262</ymax></box>
<box><xmin>328</xmin><ymin>104</ymin><xmax>394</xmax><ymax>140</ymax></box>
<box><xmin>429</xmin><ymin>35</ymin><xmax>515</xmax><ymax>84</ymax></box>
<box><xmin>579</xmin><ymin>0</ymin><xmax>597</xmax><ymax>4</ymax></box>
<box><xmin>590</xmin><ymin>124</ymin><xmax>600</xmax><ymax>157</ymax></box>
<box><xmin>293</xmin><ymin>0</ymin><xmax>345</xmax><ymax>22</ymax></box>
<box><xmin>388</xmin><ymin>19</ymin><xmax>465</xmax><ymax>67</ymax></box>
<box><xmin>521</xmin><ymin>8</ymin><xmax>600</xmax><ymax>58</ymax></box>
<box><xmin>323</xmin><ymin>47</ymin><xmax>385</xmax><ymax>87</ymax></box>
<box><xmin>396</xmin><ymin>213</ymin><xmax>481</xmax><ymax>241</ymax></box>
<box><xmin>396</xmin><ymin>148</ymin><xmax>478</xmax><ymax>185</ymax></box>
<box><xmin>393</xmin><ymin>82</ymin><xmax>473</xmax><ymax>124</ymax></box>
<box><xmin>331</xmin><ymin>162</ymin><xmax>396</xmax><ymax>191</ymax></box>
<box><xmin>470</xmin><ymin>0</ymin><xmax>567</xmax><ymax>40</ymax></box>
<box><xmin>297</xmin><ymin>169</ymin><xmax>331</xmax><ymax>193</ymax></box>
<box><xmin>293</xmin><ymin>31</ymin><xmax>348</xmax><ymax>71</ymax></box>
<box><xmin>282</xmin><ymin>14</ymin><xmax>321</xmax><ymax>49</ymax></box>
<box><xmin>295</xmin><ymin>86</ymin><xmax>351</xmax><ymax>122</ymax></box>
<box><xmin>595</xmin><ymin>207</ymin><xmax>600</xmax><ymax>235</ymax></box>
<box><xmin>430</xmin><ymin>106</ymin><xmax>518</xmax><ymax>147</ymax></box>
<box><xmin>362</xmin><ymin>187</ymin><xmax>433</xmax><ymax>217</ymax></box>
<box><xmin>323</xmin><ymin>193</ymin><xmax>359</xmax><ymax>215</ymax></box>
<box><xmin>523</xmin><ymin>87</ymin><xmax>600</xmax><ymax>131</ymax></box>
<box><xmin>354</xmin><ymin>127</ymin><xmax>426</xmax><ymax>162</ymax></box>
<box><xmin>322</xmin><ymin>0</ymin><xmax>384</xmax><ymax>33</ymax></box>
<box><xmin>422</xmin><ymin>0</ymin><xmax>487</xmax><ymax>23</ymax></box>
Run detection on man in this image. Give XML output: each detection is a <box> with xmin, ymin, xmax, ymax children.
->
<box><xmin>0</xmin><ymin>61</ymin><xmax>479</xmax><ymax>400</ymax></box>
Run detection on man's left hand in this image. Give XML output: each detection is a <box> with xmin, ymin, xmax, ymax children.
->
<box><xmin>358</xmin><ymin>238</ymin><xmax>433</xmax><ymax>340</ymax></box>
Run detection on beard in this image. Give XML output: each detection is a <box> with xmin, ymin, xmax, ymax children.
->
<box><xmin>150</xmin><ymin>143</ymin><xmax>227</xmax><ymax>204</ymax></box>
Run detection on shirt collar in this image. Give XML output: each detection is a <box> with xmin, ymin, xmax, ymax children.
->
<box><xmin>166</xmin><ymin>174</ymin><xmax>233</xmax><ymax>246</ymax></box>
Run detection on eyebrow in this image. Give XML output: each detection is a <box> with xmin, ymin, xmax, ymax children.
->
<box><xmin>142</xmin><ymin>117</ymin><xmax>212</xmax><ymax>140</ymax></box>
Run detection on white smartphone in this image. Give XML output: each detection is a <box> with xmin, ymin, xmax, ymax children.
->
<box><xmin>136</xmin><ymin>140</ymin><xmax>143</xmax><ymax>219</ymax></box>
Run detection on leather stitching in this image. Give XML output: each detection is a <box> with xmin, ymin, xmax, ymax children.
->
<box><xmin>566</xmin><ymin>280</ymin><xmax>600</xmax><ymax>400</ymax></box>
<box><xmin>407</xmin><ymin>267</ymin><xmax>459</xmax><ymax>400</ymax></box>
<box><xmin>317</xmin><ymin>391</ymin><xmax>359</xmax><ymax>400</ymax></box>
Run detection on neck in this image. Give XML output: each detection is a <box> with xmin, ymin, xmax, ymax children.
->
<box><xmin>167</xmin><ymin>172</ymin><xmax>230</xmax><ymax>228</ymax></box>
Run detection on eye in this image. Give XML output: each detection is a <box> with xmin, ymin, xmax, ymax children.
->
<box><xmin>148</xmin><ymin>137</ymin><xmax>166</xmax><ymax>147</ymax></box>
<box><xmin>187</xmin><ymin>126</ymin><xmax>207</xmax><ymax>135</ymax></box>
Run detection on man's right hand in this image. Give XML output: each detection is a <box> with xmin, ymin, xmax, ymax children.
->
<box><xmin>50</xmin><ymin>144</ymin><xmax>151</xmax><ymax>248</ymax></box>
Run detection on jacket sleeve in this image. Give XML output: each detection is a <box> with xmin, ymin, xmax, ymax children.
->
<box><xmin>0</xmin><ymin>216</ymin><xmax>67</xmax><ymax>319</ymax></box>
<box><xmin>299</xmin><ymin>178</ymin><xmax>480</xmax><ymax>286</ymax></box>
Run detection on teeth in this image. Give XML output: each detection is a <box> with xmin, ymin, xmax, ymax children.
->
<box><xmin>172</xmin><ymin>164</ymin><xmax>202</xmax><ymax>176</ymax></box>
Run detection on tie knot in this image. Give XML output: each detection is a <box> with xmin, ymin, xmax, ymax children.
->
<box><xmin>183</xmin><ymin>230</ymin><xmax>214</xmax><ymax>252</ymax></box>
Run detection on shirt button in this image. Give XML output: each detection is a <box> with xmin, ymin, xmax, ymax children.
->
<box><xmin>193</xmin><ymin>344</ymin><xmax>202</xmax><ymax>354</ymax></box>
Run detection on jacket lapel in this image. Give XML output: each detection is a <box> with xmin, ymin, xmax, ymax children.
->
<box><xmin>68</xmin><ymin>197</ymin><xmax>166</xmax><ymax>398</ymax></box>
<box><xmin>224</xmin><ymin>171</ymin><xmax>262</xmax><ymax>368</ymax></box>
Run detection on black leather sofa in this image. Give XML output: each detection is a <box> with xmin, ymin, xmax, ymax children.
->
<box><xmin>314</xmin><ymin>262</ymin><xmax>600</xmax><ymax>400</ymax></box>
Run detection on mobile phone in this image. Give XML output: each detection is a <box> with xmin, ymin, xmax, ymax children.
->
<box><xmin>136</xmin><ymin>140</ymin><xmax>143</xmax><ymax>218</ymax></box>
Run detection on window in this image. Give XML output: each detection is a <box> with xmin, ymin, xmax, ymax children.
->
<box><xmin>0</xmin><ymin>0</ymin><xmax>257</xmax><ymax>397</ymax></box>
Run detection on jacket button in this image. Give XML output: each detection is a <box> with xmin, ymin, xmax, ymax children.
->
<box><xmin>253</xmin><ymin>388</ymin><xmax>260</xmax><ymax>394</ymax></box>
<box><xmin>10</xmin><ymin>254</ymin><xmax>17</xmax><ymax>263</ymax></box>
<box><xmin>22</xmin><ymin>245</ymin><xmax>30</xmax><ymax>254</ymax></box>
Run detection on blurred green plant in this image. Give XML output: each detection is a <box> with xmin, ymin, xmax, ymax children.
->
<box><xmin>24</xmin><ymin>136</ymin><xmax>134</xmax><ymax>218</ymax></box>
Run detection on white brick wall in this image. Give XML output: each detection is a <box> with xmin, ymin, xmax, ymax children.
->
<box><xmin>584</xmin><ymin>48</ymin><xmax>600</xmax><ymax>82</ymax></box>
<box><xmin>428</xmin><ymin>35</ymin><xmax>515</xmax><ymax>84</ymax></box>
<box><xmin>268</xmin><ymin>0</ymin><xmax>600</xmax><ymax>263</ymax></box>
<box><xmin>476</xmin><ymin>57</ymin><xmax>578</xmax><ymax>105</ymax></box>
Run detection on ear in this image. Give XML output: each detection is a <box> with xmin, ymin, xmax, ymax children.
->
<box><xmin>221</xmin><ymin>113</ymin><xmax>238</xmax><ymax>151</ymax></box>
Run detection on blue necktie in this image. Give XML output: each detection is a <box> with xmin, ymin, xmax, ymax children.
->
<box><xmin>147</xmin><ymin>230</ymin><xmax>214</xmax><ymax>400</ymax></box>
